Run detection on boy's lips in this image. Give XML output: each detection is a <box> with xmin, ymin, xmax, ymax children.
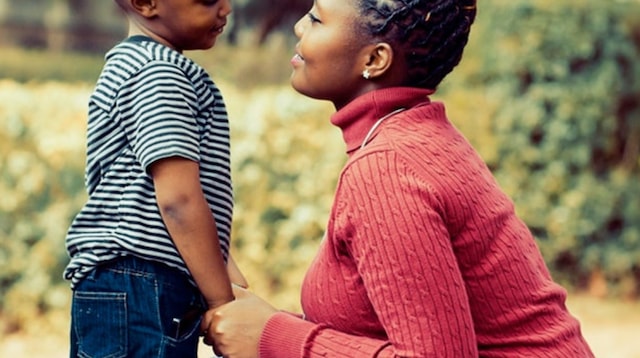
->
<box><xmin>214</xmin><ymin>23</ymin><xmax>226</xmax><ymax>33</ymax></box>
<box><xmin>291</xmin><ymin>53</ymin><xmax>304</xmax><ymax>66</ymax></box>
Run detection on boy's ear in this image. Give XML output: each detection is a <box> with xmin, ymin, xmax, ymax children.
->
<box><xmin>362</xmin><ymin>42</ymin><xmax>394</xmax><ymax>79</ymax></box>
<box><xmin>130</xmin><ymin>0</ymin><xmax>158</xmax><ymax>17</ymax></box>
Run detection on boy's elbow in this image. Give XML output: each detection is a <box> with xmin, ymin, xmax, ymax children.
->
<box><xmin>156</xmin><ymin>190</ymin><xmax>195</xmax><ymax>222</ymax></box>
<box><xmin>149</xmin><ymin>158</ymin><xmax>204</xmax><ymax>222</ymax></box>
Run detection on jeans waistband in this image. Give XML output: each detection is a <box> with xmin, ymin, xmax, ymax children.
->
<box><xmin>98</xmin><ymin>255</ymin><xmax>189</xmax><ymax>282</ymax></box>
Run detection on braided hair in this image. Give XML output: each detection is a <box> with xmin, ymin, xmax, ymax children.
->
<box><xmin>356</xmin><ymin>0</ymin><xmax>477</xmax><ymax>89</ymax></box>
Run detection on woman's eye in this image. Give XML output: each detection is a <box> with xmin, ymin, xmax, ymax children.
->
<box><xmin>307</xmin><ymin>12</ymin><xmax>321</xmax><ymax>23</ymax></box>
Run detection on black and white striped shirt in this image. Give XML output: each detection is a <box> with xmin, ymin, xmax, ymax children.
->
<box><xmin>64</xmin><ymin>36</ymin><xmax>233</xmax><ymax>289</ymax></box>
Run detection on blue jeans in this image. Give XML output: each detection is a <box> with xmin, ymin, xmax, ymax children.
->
<box><xmin>70</xmin><ymin>256</ymin><xmax>205</xmax><ymax>358</ymax></box>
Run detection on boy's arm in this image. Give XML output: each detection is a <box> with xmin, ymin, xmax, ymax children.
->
<box><xmin>149</xmin><ymin>156</ymin><xmax>234</xmax><ymax>309</ymax></box>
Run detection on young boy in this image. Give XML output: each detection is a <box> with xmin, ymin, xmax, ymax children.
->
<box><xmin>64</xmin><ymin>0</ymin><xmax>243</xmax><ymax>356</ymax></box>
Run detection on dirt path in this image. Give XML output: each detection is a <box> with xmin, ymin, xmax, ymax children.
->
<box><xmin>1</xmin><ymin>294</ymin><xmax>639</xmax><ymax>357</ymax></box>
<box><xmin>567</xmin><ymin>294</ymin><xmax>640</xmax><ymax>358</ymax></box>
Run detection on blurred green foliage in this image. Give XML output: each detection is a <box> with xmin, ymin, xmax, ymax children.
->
<box><xmin>0</xmin><ymin>47</ymin><xmax>104</xmax><ymax>83</ymax></box>
<box><xmin>0</xmin><ymin>0</ymin><xmax>639</xmax><ymax>335</ymax></box>
<box><xmin>0</xmin><ymin>81</ymin><xmax>90</xmax><ymax>333</ymax></box>
<box><xmin>440</xmin><ymin>0</ymin><xmax>640</xmax><ymax>296</ymax></box>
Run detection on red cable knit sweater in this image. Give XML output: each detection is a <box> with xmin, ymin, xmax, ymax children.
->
<box><xmin>258</xmin><ymin>87</ymin><xmax>594</xmax><ymax>357</ymax></box>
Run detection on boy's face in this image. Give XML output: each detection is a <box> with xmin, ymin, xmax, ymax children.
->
<box><xmin>152</xmin><ymin>0</ymin><xmax>232</xmax><ymax>52</ymax></box>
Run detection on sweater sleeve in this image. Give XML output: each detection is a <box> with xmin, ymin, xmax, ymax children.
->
<box><xmin>337</xmin><ymin>151</ymin><xmax>478</xmax><ymax>356</ymax></box>
<box><xmin>259</xmin><ymin>312</ymin><xmax>392</xmax><ymax>357</ymax></box>
<box><xmin>258</xmin><ymin>151</ymin><xmax>478</xmax><ymax>357</ymax></box>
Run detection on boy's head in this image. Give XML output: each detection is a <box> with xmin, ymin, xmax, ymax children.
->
<box><xmin>114</xmin><ymin>0</ymin><xmax>232</xmax><ymax>52</ymax></box>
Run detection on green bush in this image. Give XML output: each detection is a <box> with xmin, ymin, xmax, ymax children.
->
<box><xmin>439</xmin><ymin>0</ymin><xmax>640</xmax><ymax>296</ymax></box>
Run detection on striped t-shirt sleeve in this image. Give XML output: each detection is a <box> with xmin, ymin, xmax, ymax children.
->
<box><xmin>116</xmin><ymin>61</ymin><xmax>201</xmax><ymax>170</ymax></box>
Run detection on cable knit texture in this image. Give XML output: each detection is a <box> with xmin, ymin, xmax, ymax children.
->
<box><xmin>258</xmin><ymin>87</ymin><xmax>594</xmax><ymax>357</ymax></box>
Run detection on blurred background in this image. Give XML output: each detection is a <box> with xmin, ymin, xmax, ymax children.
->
<box><xmin>1</xmin><ymin>0</ymin><xmax>640</xmax><ymax>356</ymax></box>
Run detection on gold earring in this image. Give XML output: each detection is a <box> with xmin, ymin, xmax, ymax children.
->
<box><xmin>362</xmin><ymin>69</ymin><xmax>371</xmax><ymax>80</ymax></box>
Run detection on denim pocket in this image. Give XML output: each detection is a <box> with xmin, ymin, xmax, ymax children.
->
<box><xmin>157</xmin><ymin>279</ymin><xmax>203</xmax><ymax>343</ymax></box>
<box><xmin>73</xmin><ymin>291</ymin><xmax>127</xmax><ymax>358</ymax></box>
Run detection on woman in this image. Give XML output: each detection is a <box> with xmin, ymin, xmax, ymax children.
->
<box><xmin>201</xmin><ymin>0</ymin><xmax>595</xmax><ymax>357</ymax></box>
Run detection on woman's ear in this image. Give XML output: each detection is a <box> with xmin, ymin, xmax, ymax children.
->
<box><xmin>130</xmin><ymin>0</ymin><xmax>158</xmax><ymax>17</ymax></box>
<box><xmin>362</xmin><ymin>42</ymin><xmax>394</xmax><ymax>79</ymax></box>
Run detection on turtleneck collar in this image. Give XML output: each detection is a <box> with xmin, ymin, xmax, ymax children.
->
<box><xmin>330</xmin><ymin>87</ymin><xmax>434</xmax><ymax>154</ymax></box>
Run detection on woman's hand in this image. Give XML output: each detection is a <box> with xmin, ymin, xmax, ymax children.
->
<box><xmin>201</xmin><ymin>285</ymin><xmax>278</xmax><ymax>358</ymax></box>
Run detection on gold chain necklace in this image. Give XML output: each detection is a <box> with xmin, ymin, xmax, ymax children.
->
<box><xmin>359</xmin><ymin>108</ymin><xmax>406</xmax><ymax>150</ymax></box>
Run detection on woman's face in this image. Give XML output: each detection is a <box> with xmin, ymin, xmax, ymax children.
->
<box><xmin>291</xmin><ymin>0</ymin><xmax>373</xmax><ymax>109</ymax></box>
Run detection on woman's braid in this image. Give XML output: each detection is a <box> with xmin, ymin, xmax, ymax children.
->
<box><xmin>357</xmin><ymin>0</ymin><xmax>477</xmax><ymax>89</ymax></box>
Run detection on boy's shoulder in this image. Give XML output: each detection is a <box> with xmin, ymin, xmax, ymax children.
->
<box><xmin>104</xmin><ymin>36</ymin><xmax>207</xmax><ymax>76</ymax></box>
<box><xmin>97</xmin><ymin>37</ymin><xmax>214</xmax><ymax>91</ymax></box>
<box><xmin>93</xmin><ymin>36</ymin><xmax>221</xmax><ymax>107</ymax></box>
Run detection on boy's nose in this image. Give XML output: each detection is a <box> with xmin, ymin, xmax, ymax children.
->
<box><xmin>219</xmin><ymin>0</ymin><xmax>232</xmax><ymax>17</ymax></box>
